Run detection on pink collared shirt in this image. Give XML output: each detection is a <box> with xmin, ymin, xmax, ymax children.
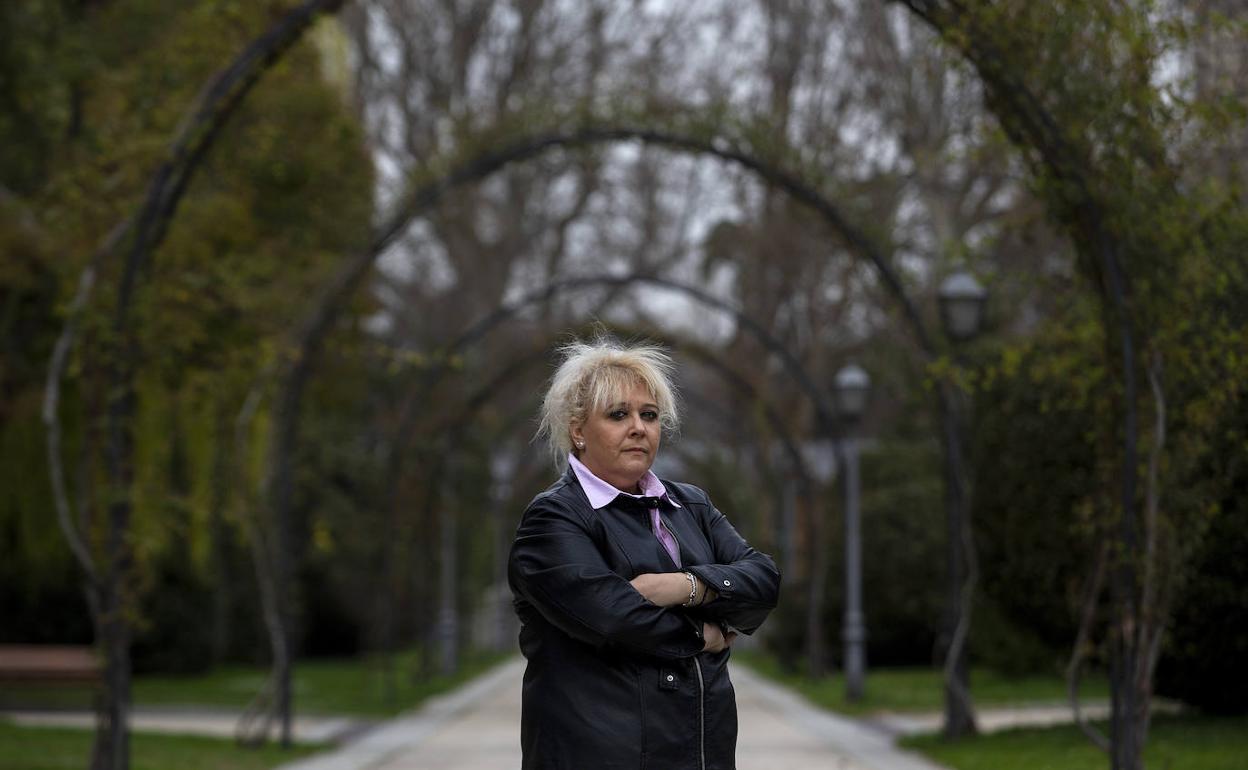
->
<box><xmin>568</xmin><ymin>453</ymin><xmax>683</xmax><ymax>566</ymax></box>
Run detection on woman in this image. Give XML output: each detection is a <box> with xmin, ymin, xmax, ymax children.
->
<box><xmin>508</xmin><ymin>337</ymin><xmax>781</xmax><ymax>770</ymax></box>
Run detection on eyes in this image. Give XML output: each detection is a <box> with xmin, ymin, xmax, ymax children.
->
<box><xmin>607</xmin><ymin>408</ymin><xmax>659</xmax><ymax>422</ymax></box>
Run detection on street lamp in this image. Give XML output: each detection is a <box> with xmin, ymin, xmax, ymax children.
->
<box><xmin>935</xmin><ymin>269</ymin><xmax>987</xmax><ymax>736</ymax></box>
<box><xmin>833</xmin><ymin>363</ymin><xmax>870</xmax><ymax>702</ymax></box>
<box><xmin>938</xmin><ymin>271</ymin><xmax>988</xmax><ymax>341</ymax></box>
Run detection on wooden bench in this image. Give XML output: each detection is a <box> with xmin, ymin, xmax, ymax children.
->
<box><xmin>0</xmin><ymin>645</ymin><xmax>101</xmax><ymax>688</ymax></box>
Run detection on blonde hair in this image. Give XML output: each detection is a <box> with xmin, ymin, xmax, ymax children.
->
<box><xmin>538</xmin><ymin>335</ymin><xmax>680</xmax><ymax>468</ymax></box>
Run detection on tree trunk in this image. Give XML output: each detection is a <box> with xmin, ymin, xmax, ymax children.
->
<box><xmin>92</xmin><ymin>578</ymin><xmax>132</xmax><ymax>770</ymax></box>
<box><xmin>209</xmin><ymin>399</ymin><xmax>233</xmax><ymax>665</ymax></box>
<box><xmin>94</xmin><ymin>335</ymin><xmax>137</xmax><ymax>770</ymax></box>
<box><xmin>804</xmin><ymin>492</ymin><xmax>829</xmax><ymax>678</ymax></box>
<box><xmin>268</xmin><ymin>355</ymin><xmax>306</xmax><ymax>747</ymax></box>
<box><xmin>1109</xmin><ymin>645</ymin><xmax>1146</xmax><ymax>769</ymax></box>
<box><xmin>1102</xmin><ymin>236</ymin><xmax>1145</xmax><ymax>770</ymax></box>
<box><xmin>430</xmin><ymin>443</ymin><xmax>460</xmax><ymax>677</ymax></box>
<box><xmin>779</xmin><ymin>474</ymin><xmax>798</xmax><ymax>581</ymax></box>
<box><xmin>437</xmin><ymin>491</ymin><xmax>460</xmax><ymax>676</ymax></box>
<box><xmin>61</xmin><ymin>1</ymin><xmax>351</xmax><ymax>759</ymax></box>
<box><xmin>490</xmin><ymin>453</ymin><xmax>514</xmax><ymax>652</ymax></box>
<box><xmin>375</xmin><ymin>463</ymin><xmax>400</xmax><ymax>707</ymax></box>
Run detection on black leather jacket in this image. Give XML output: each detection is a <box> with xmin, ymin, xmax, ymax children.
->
<box><xmin>508</xmin><ymin>467</ymin><xmax>781</xmax><ymax>770</ymax></box>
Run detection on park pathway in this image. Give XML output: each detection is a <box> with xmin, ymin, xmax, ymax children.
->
<box><xmin>278</xmin><ymin>658</ymin><xmax>948</xmax><ymax>770</ymax></box>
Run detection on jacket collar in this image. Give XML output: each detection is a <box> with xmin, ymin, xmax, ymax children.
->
<box><xmin>565</xmin><ymin>454</ymin><xmax>681</xmax><ymax>511</ymax></box>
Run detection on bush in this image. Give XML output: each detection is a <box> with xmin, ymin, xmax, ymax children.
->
<box><xmin>1155</xmin><ymin>395</ymin><xmax>1248</xmax><ymax>714</ymax></box>
<box><xmin>860</xmin><ymin>436</ymin><xmax>946</xmax><ymax>665</ymax></box>
<box><xmin>0</xmin><ymin>565</ymin><xmax>92</xmax><ymax>645</ymax></box>
<box><xmin>132</xmin><ymin>551</ymin><xmax>214</xmax><ymax>674</ymax></box>
<box><xmin>754</xmin><ymin>435</ymin><xmax>946</xmax><ymax>671</ymax></box>
<box><xmin>969</xmin><ymin>336</ymin><xmax>1100</xmax><ymax>673</ymax></box>
<box><xmin>298</xmin><ymin>557</ymin><xmax>364</xmax><ymax>658</ymax></box>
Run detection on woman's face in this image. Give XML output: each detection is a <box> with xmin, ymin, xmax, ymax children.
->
<box><xmin>571</xmin><ymin>380</ymin><xmax>662</xmax><ymax>492</ymax></box>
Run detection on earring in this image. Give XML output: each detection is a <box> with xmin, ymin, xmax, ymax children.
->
<box><xmin>575</xmin><ymin>441</ymin><xmax>584</xmax><ymax>449</ymax></box>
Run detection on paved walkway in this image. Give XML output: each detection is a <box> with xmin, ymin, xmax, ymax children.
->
<box><xmin>276</xmin><ymin>658</ymin><xmax>948</xmax><ymax>770</ymax></box>
<box><xmin>1</xmin><ymin>707</ymin><xmax>365</xmax><ymax>744</ymax></box>
<box><xmin>6</xmin><ymin>657</ymin><xmax>1138</xmax><ymax>768</ymax></box>
<box><xmin>875</xmin><ymin>702</ymin><xmax>1110</xmax><ymax>737</ymax></box>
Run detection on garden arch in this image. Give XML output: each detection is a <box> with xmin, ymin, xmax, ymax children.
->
<box><xmin>45</xmin><ymin>3</ymin><xmax>984</xmax><ymax>753</ymax></box>
<box><xmin>262</xmin><ymin>124</ymin><xmax>978</xmax><ymax>739</ymax></box>
<box><xmin>391</xmin><ymin>322</ymin><xmax>821</xmax><ymax>678</ymax></box>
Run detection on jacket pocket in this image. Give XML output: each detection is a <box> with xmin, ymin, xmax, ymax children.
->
<box><xmin>658</xmin><ymin>666</ymin><xmax>681</xmax><ymax>691</ymax></box>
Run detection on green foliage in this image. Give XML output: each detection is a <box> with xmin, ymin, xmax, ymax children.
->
<box><xmin>903</xmin><ymin>715</ymin><xmax>1248</xmax><ymax>770</ymax></box>
<box><xmin>0</xmin><ymin>1</ymin><xmax>73</xmax><ymax>196</ymax></box>
<box><xmin>132</xmin><ymin>649</ymin><xmax>511</xmax><ymax>716</ymax></box>
<box><xmin>287</xmin><ymin>337</ymin><xmax>395</xmax><ymax>657</ymax></box>
<box><xmin>859</xmin><ymin>436</ymin><xmax>946</xmax><ymax>666</ymax></box>
<box><xmin>0</xmin><ymin>0</ymin><xmax>376</xmax><ymax>665</ymax></box>
<box><xmin>970</xmin><ymin>319</ymin><xmax>1105</xmax><ymax>674</ymax></box>
<box><xmin>677</xmin><ymin>443</ymin><xmax>777</xmax><ymax>558</ymax></box>
<box><xmin>914</xmin><ymin>6</ymin><xmax>1248</xmax><ymax>737</ymax></box>
<box><xmin>966</xmin><ymin>284</ymin><xmax>1248</xmax><ymax>695</ymax></box>
<box><xmin>754</xmin><ymin>437</ymin><xmax>947</xmax><ymax>670</ymax></box>
<box><xmin>735</xmin><ymin>652</ymin><xmax>1110</xmax><ymax>716</ymax></box>
<box><xmin>131</xmin><ymin>549</ymin><xmax>215</xmax><ymax>674</ymax></box>
<box><xmin>1156</xmin><ymin>383</ymin><xmax>1248</xmax><ymax>713</ymax></box>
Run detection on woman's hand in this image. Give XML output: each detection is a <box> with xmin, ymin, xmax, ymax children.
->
<box><xmin>701</xmin><ymin>621</ymin><xmax>737</xmax><ymax>653</ymax></box>
<box><xmin>630</xmin><ymin>572</ymin><xmax>719</xmax><ymax>607</ymax></box>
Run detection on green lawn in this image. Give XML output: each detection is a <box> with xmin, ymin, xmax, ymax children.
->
<box><xmin>735</xmin><ymin>652</ymin><xmax>1245</xmax><ymax>770</ymax></box>
<box><xmin>0</xmin><ymin>723</ymin><xmax>319</xmax><ymax>770</ymax></box>
<box><xmin>732</xmin><ymin>650</ymin><xmax>1110</xmax><ymax>716</ymax></box>
<box><xmin>133</xmin><ymin>649</ymin><xmax>512</xmax><ymax>716</ymax></box>
<box><xmin>902</xmin><ymin>715</ymin><xmax>1248</xmax><ymax>770</ymax></box>
<box><xmin>0</xmin><ymin>650</ymin><xmax>515</xmax><ymax>769</ymax></box>
<box><xmin>2</xmin><ymin>649</ymin><xmax>513</xmax><ymax>716</ymax></box>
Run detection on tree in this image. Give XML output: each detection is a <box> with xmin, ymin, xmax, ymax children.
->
<box><xmin>896</xmin><ymin>1</ymin><xmax>1248</xmax><ymax>765</ymax></box>
<box><xmin>29</xmin><ymin>1</ymin><xmax>360</xmax><ymax>765</ymax></box>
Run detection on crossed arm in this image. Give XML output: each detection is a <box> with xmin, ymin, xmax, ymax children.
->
<box><xmin>509</xmin><ymin>494</ymin><xmax>779</xmax><ymax>658</ymax></box>
<box><xmin>629</xmin><ymin>572</ymin><xmax>734</xmax><ymax>652</ymax></box>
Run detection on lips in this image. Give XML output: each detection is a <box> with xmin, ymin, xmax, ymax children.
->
<box><xmin>623</xmin><ymin>448</ymin><xmax>648</xmax><ymax>454</ymax></box>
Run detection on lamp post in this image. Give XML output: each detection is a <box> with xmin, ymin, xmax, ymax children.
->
<box><xmin>939</xmin><ymin>271</ymin><xmax>988</xmax><ymax>341</ymax></box>
<box><xmin>833</xmin><ymin>363</ymin><xmax>870</xmax><ymax>702</ymax></box>
<box><xmin>935</xmin><ymin>269</ymin><xmax>987</xmax><ymax>737</ymax></box>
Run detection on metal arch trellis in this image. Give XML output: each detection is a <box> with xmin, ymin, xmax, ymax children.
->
<box><xmin>394</xmin><ymin>321</ymin><xmax>823</xmax><ymax>678</ymax></box>
<box><xmin>37</xmin><ymin>0</ymin><xmax>974</xmax><ymax>754</ymax></box>
<box><xmin>263</xmin><ymin>120</ymin><xmax>976</xmax><ymax>739</ymax></box>
<box><xmin>377</xmin><ymin>277</ymin><xmax>837</xmax><ymax>676</ymax></box>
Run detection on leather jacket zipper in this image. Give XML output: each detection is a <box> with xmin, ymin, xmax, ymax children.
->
<box><xmin>650</xmin><ymin>507</ymin><xmax>704</xmax><ymax>768</ymax></box>
<box><xmin>694</xmin><ymin>656</ymin><xmax>705</xmax><ymax>770</ymax></box>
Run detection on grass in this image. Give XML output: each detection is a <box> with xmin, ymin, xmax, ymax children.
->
<box><xmin>732</xmin><ymin>649</ymin><xmax>1110</xmax><ymax>716</ymax></box>
<box><xmin>134</xmin><ymin>648</ymin><xmax>512</xmax><ymax>716</ymax></box>
<box><xmin>2</xmin><ymin>648</ymin><xmax>513</xmax><ymax>716</ymax></box>
<box><xmin>902</xmin><ymin>715</ymin><xmax>1248</xmax><ymax>770</ymax></box>
<box><xmin>736</xmin><ymin>651</ymin><xmax>1244</xmax><ymax>769</ymax></box>
<box><xmin>1</xmin><ymin>649</ymin><xmax>515</xmax><ymax>769</ymax></box>
<box><xmin>0</xmin><ymin>723</ymin><xmax>320</xmax><ymax>770</ymax></box>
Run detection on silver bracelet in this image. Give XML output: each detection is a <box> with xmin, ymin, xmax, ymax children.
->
<box><xmin>681</xmin><ymin>571</ymin><xmax>698</xmax><ymax>607</ymax></box>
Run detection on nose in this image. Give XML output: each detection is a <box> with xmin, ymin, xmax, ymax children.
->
<box><xmin>628</xmin><ymin>412</ymin><xmax>646</xmax><ymax>435</ymax></box>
